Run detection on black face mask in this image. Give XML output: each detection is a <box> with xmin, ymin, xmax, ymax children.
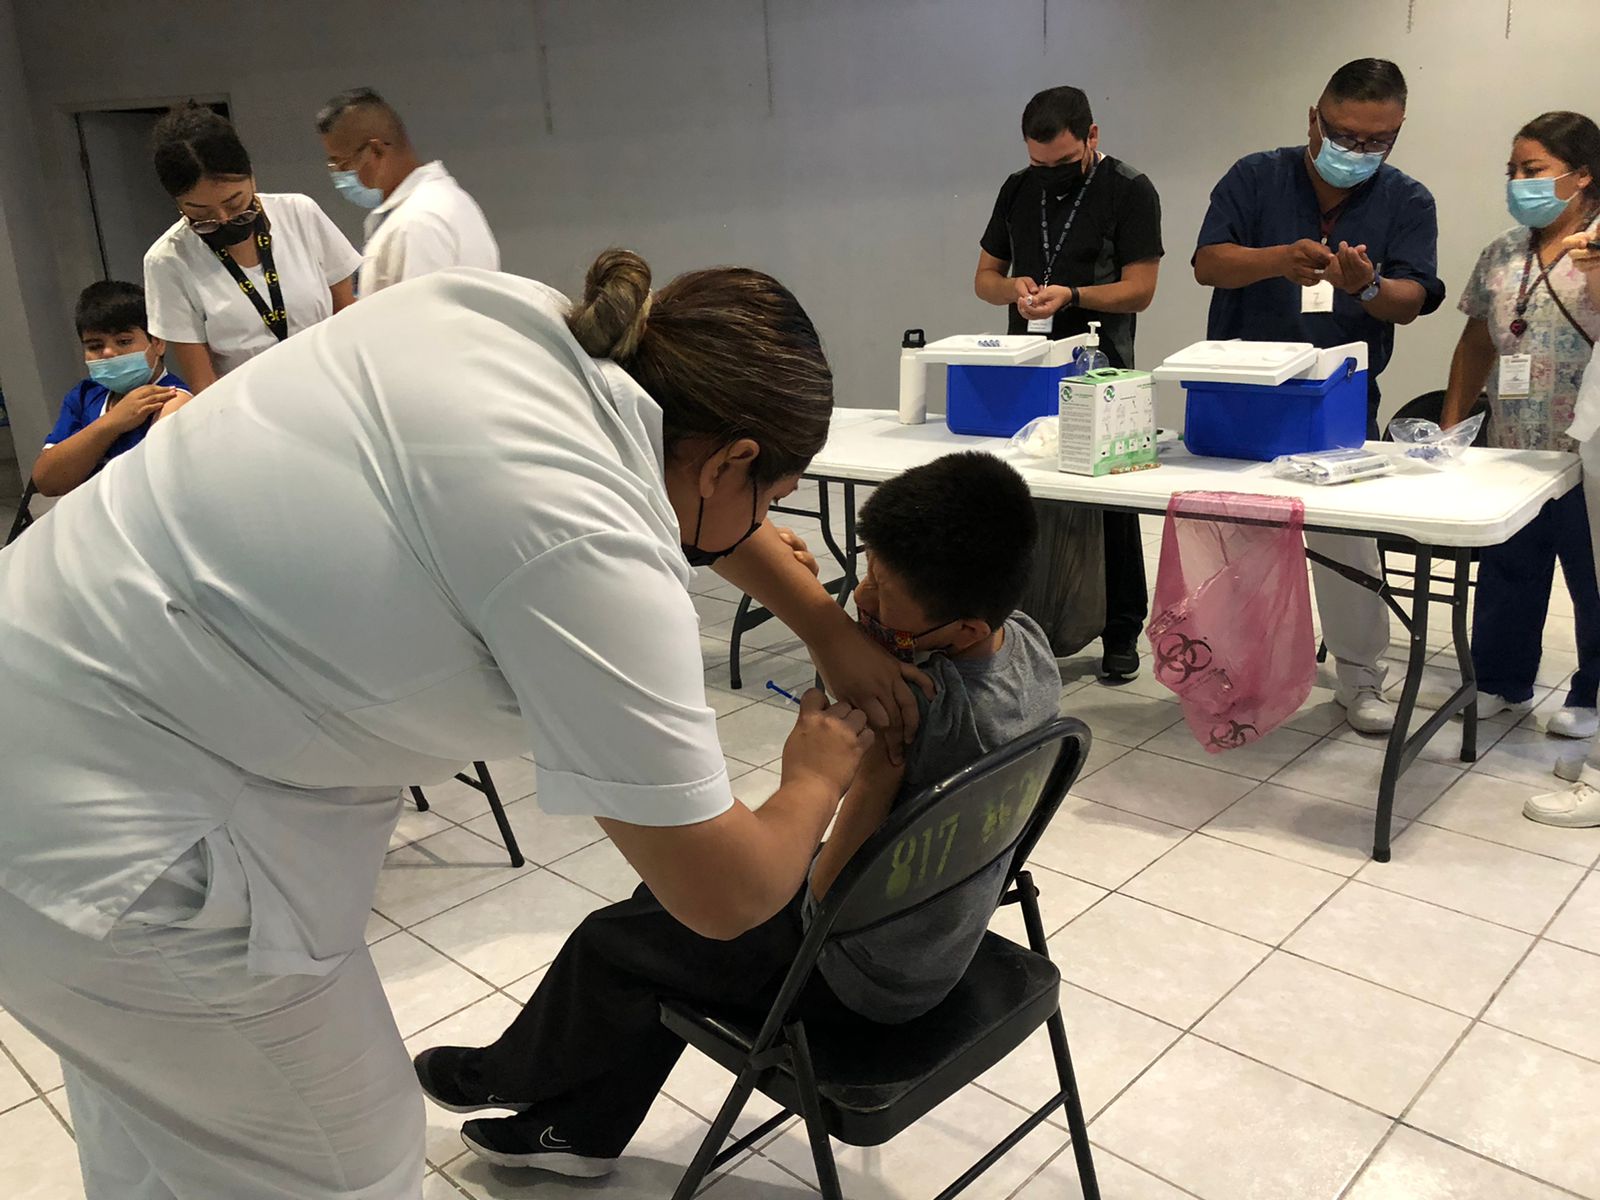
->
<box><xmin>1030</xmin><ymin>158</ymin><xmax>1087</xmax><ymax>195</ymax></box>
<box><xmin>198</xmin><ymin>212</ymin><xmax>260</xmax><ymax>250</ymax></box>
<box><xmin>683</xmin><ymin>483</ymin><xmax>761</xmax><ymax>568</ymax></box>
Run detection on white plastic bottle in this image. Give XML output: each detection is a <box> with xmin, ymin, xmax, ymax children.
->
<box><xmin>897</xmin><ymin>328</ymin><xmax>928</xmax><ymax>424</ymax></box>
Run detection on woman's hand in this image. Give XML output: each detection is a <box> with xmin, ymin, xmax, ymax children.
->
<box><xmin>780</xmin><ymin>689</ymin><xmax>873</xmax><ymax>800</ymax></box>
<box><xmin>1565</xmin><ymin>231</ymin><xmax>1600</xmax><ymax>274</ymax></box>
<box><xmin>809</xmin><ymin>624</ymin><xmax>935</xmax><ymax>764</ymax></box>
<box><xmin>774</xmin><ymin>526</ymin><xmax>818</xmax><ymax>577</ymax></box>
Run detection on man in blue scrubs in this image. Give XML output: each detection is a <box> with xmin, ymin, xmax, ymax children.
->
<box><xmin>1193</xmin><ymin>58</ymin><xmax>1446</xmax><ymax>733</ymax></box>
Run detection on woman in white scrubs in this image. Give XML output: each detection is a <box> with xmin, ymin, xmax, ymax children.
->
<box><xmin>1532</xmin><ymin>229</ymin><xmax>1600</xmax><ymax>825</ymax></box>
<box><xmin>0</xmin><ymin>250</ymin><xmax>922</xmax><ymax>1199</ymax></box>
<box><xmin>143</xmin><ymin>104</ymin><xmax>362</xmax><ymax>393</ymax></box>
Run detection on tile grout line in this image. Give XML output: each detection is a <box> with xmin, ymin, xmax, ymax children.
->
<box><xmin>1361</xmin><ymin>858</ymin><xmax>1600</xmax><ymax>1198</ymax></box>
<box><xmin>1052</xmin><ymin>792</ymin><xmax>1587</xmax><ymax>945</ymax></box>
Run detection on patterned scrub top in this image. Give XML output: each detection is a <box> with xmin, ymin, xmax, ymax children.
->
<box><xmin>1460</xmin><ymin>219</ymin><xmax>1600</xmax><ymax>452</ymax></box>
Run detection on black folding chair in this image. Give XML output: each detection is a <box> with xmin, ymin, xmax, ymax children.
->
<box><xmin>1316</xmin><ymin>391</ymin><xmax>1491</xmax><ymax>664</ymax></box>
<box><xmin>661</xmin><ymin>717</ymin><xmax>1100</xmax><ymax>1200</ymax></box>
<box><xmin>410</xmin><ymin>762</ymin><xmax>524</xmax><ymax>868</ymax></box>
<box><xmin>4</xmin><ymin>480</ymin><xmax>39</xmax><ymax>547</ymax></box>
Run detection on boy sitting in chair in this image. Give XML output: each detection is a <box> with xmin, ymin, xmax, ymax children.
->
<box><xmin>414</xmin><ymin>451</ymin><xmax>1059</xmax><ymax>1176</ymax></box>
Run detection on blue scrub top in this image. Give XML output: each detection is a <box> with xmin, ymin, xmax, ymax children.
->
<box><xmin>43</xmin><ymin>371</ymin><xmax>187</xmax><ymax>468</ymax></box>
<box><xmin>1195</xmin><ymin>146</ymin><xmax>1446</xmax><ymax>409</ymax></box>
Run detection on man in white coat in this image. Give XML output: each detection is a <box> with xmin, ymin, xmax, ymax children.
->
<box><xmin>316</xmin><ymin>87</ymin><xmax>500</xmax><ymax>295</ymax></box>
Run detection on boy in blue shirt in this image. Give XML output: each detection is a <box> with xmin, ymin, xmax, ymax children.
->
<box><xmin>32</xmin><ymin>281</ymin><xmax>187</xmax><ymax>497</ymax></box>
<box><xmin>414</xmin><ymin>453</ymin><xmax>1062</xmax><ymax>1177</ymax></box>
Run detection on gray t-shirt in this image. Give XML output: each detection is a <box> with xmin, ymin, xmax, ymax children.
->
<box><xmin>806</xmin><ymin>612</ymin><xmax>1061</xmax><ymax>1023</ymax></box>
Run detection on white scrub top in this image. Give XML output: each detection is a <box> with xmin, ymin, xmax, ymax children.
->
<box><xmin>0</xmin><ymin>270</ymin><xmax>733</xmax><ymax>975</ymax></box>
<box><xmin>143</xmin><ymin>192</ymin><xmax>363</xmax><ymax>376</ymax></box>
<box><xmin>359</xmin><ymin>161</ymin><xmax>499</xmax><ymax>296</ymax></box>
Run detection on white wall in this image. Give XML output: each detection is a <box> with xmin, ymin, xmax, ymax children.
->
<box><xmin>9</xmin><ymin>0</ymin><xmax>1600</xmax><ymax>438</ymax></box>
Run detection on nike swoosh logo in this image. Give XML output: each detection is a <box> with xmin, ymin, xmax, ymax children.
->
<box><xmin>539</xmin><ymin>1127</ymin><xmax>572</xmax><ymax>1150</ymax></box>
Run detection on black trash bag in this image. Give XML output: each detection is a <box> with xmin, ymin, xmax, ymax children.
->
<box><xmin>1016</xmin><ymin>498</ymin><xmax>1106</xmax><ymax>657</ymax></box>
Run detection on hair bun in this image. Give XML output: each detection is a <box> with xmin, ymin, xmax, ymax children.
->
<box><xmin>567</xmin><ymin>248</ymin><xmax>653</xmax><ymax>362</ymax></box>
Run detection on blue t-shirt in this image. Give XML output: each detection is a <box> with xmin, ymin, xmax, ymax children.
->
<box><xmin>1194</xmin><ymin>146</ymin><xmax>1445</xmax><ymax>409</ymax></box>
<box><xmin>42</xmin><ymin>370</ymin><xmax>187</xmax><ymax>469</ymax></box>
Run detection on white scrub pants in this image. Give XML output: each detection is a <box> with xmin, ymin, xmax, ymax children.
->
<box><xmin>1306</xmin><ymin>532</ymin><xmax>1391</xmax><ymax>693</ymax></box>
<box><xmin>0</xmin><ymin>887</ymin><xmax>423</xmax><ymax>1200</ymax></box>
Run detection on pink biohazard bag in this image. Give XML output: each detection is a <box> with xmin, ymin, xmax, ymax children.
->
<box><xmin>1146</xmin><ymin>492</ymin><xmax>1316</xmax><ymax>754</ymax></box>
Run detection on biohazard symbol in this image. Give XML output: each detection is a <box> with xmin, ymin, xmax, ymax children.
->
<box><xmin>1154</xmin><ymin>631</ymin><xmax>1213</xmax><ymax>685</ymax></box>
<box><xmin>1207</xmin><ymin>720</ymin><xmax>1258</xmax><ymax>750</ymax></box>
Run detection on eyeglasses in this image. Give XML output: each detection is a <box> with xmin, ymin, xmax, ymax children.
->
<box><xmin>1317</xmin><ymin>111</ymin><xmax>1400</xmax><ymax>155</ymax></box>
<box><xmin>186</xmin><ymin>198</ymin><xmax>260</xmax><ymax>236</ymax></box>
<box><xmin>325</xmin><ymin>141</ymin><xmax>382</xmax><ymax>172</ymax></box>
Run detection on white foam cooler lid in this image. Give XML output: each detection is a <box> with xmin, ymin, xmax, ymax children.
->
<box><xmin>1151</xmin><ymin>339</ymin><xmax>1319</xmax><ymax>387</ymax></box>
<box><xmin>916</xmin><ymin>334</ymin><xmax>1051</xmax><ymax>366</ymax></box>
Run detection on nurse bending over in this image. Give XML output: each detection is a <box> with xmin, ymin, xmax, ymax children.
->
<box><xmin>0</xmin><ymin>251</ymin><xmax>924</xmax><ymax>1200</ymax></box>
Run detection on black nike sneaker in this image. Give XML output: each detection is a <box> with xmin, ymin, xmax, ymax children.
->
<box><xmin>412</xmin><ymin>1046</ymin><xmax>529</xmax><ymax>1114</ymax></box>
<box><xmin>460</xmin><ymin>1116</ymin><xmax>618</xmax><ymax>1177</ymax></box>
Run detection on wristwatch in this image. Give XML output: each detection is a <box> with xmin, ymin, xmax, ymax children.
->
<box><xmin>1357</xmin><ymin>274</ymin><xmax>1381</xmax><ymax>303</ymax></box>
<box><xmin>1068</xmin><ymin>285</ymin><xmax>1081</xmax><ymax>309</ymax></box>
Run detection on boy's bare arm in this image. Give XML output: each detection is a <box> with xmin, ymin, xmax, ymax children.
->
<box><xmin>808</xmin><ymin>737</ymin><xmax>907</xmax><ymax>901</ymax></box>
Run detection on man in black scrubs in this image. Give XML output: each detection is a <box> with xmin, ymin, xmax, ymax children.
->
<box><xmin>976</xmin><ymin>86</ymin><xmax>1163</xmax><ymax>678</ymax></box>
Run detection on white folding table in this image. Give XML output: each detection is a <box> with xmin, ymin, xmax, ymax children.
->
<box><xmin>760</xmin><ymin>409</ymin><xmax>1579</xmax><ymax>862</ymax></box>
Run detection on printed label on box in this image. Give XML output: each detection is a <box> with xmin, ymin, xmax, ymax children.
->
<box><xmin>1058</xmin><ymin>370</ymin><xmax>1156</xmax><ymax>476</ymax></box>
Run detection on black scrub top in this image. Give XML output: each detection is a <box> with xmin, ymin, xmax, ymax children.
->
<box><xmin>980</xmin><ymin>154</ymin><xmax>1164</xmax><ymax>369</ymax></box>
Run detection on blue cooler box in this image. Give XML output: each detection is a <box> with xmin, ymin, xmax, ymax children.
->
<box><xmin>946</xmin><ymin>363</ymin><xmax>1074</xmax><ymax>438</ymax></box>
<box><xmin>1181</xmin><ymin>357</ymin><xmax>1367</xmax><ymax>461</ymax></box>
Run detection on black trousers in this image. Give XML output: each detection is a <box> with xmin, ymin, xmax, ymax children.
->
<box><xmin>1101</xmin><ymin>510</ymin><xmax>1147</xmax><ymax>648</ymax></box>
<box><xmin>475</xmin><ymin>884</ymin><xmax>850</xmax><ymax>1157</ymax></box>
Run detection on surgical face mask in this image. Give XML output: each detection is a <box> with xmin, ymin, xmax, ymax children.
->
<box><xmin>330</xmin><ymin>169</ymin><xmax>384</xmax><ymax>209</ymax></box>
<box><xmin>1312</xmin><ymin>136</ymin><xmax>1385</xmax><ymax>189</ymax></box>
<box><xmin>1030</xmin><ymin>157</ymin><xmax>1088</xmax><ymax>195</ymax></box>
<box><xmin>1507</xmin><ymin>172</ymin><xmax>1577</xmax><ymax>229</ymax></box>
<box><xmin>856</xmin><ymin>608</ymin><xmax>955</xmax><ymax>664</ymax></box>
<box><xmin>86</xmin><ymin>348</ymin><xmax>157</xmax><ymax>395</ymax></box>
<box><xmin>683</xmin><ymin>483</ymin><xmax>761</xmax><ymax>568</ymax></box>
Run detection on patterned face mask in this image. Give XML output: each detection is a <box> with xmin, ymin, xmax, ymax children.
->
<box><xmin>856</xmin><ymin>607</ymin><xmax>954</xmax><ymax>663</ymax></box>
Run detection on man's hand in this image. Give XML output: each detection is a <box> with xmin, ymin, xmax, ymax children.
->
<box><xmin>101</xmin><ymin>385</ymin><xmax>176</xmax><ymax>433</ymax></box>
<box><xmin>780</xmin><ymin>689</ymin><xmax>873</xmax><ymax>801</ymax></box>
<box><xmin>1279</xmin><ymin>239</ymin><xmax>1336</xmax><ymax>287</ymax></box>
<box><xmin>1021</xmin><ymin>285</ymin><xmax>1072</xmax><ymax>319</ymax></box>
<box><xmin>775</xmin><ymin>526</ymin><xmax>818</xmax><ymax>578</ymax></box>
<box><xmin>1324</xmin><ymin>241</ymin><xmax>1375</xmax><ymax>294</ymax></box>
<box><xmin>1012</xmin><ymin>276</ymin><xmax>1041</xmax><ymax>310</ymax></box>
<box><xmin>809</xmin><ymin>622</ymin><xmax>934</xmax><ymax>765</ymax></box>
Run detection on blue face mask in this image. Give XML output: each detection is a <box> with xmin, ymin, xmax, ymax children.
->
<box><xmin>330</xmin><ymin>169</ymin><xmax>384</xmax><ymax>209</ymax></box>
<box><xmin>1507</xmin><ymin>172</ymin><xmax>1576</xmax><ymax>229</ymax></box>
<box><xmin>86</xmin><ymin>349</ymin><xmax>157</xmax><ymax>395</ymax></box>
<box><xmin>1312</xmin><ymin>137</ymin><xmax>1386</xmax><ymax>190</ymax></box>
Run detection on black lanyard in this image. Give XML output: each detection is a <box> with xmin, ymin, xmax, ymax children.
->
<box><xmin>1510</xmin><ymin>212</ymin><xmax>1600</xmax><ymax>339</ymax></box>
<box><xmin>212</xmin><ymin>220</ymin><xmax>287</xmax><ymax>343</ymax></box>
<box><xmin>1037</xmin><ymin>155</ymin><xmax>1100</xmax><ymax>288</ymax></box>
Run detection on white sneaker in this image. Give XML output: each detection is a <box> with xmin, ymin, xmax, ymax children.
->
<box><xmin>1525</xmin><ymin>770</ymin><xmax>1600</xmax><ymax>827</ymax></box>
<box><xmin>1477</xmin><ymin>693</ymin><xmax>1535</xmax><ymax>720</ymax></box>
<box><xmin>1547</xmin><ymin>706</ymin><xmax>1600</xmax><ymax>739</ymax></box>
<box><xmin>1336</xmin><ymin>686</ymin><xmax>1396</xmax><ymax>734</ymax></box>
<box><xmin>1555</xmin><ymin>752</ymin><xmax>1587</xmax><ymax>783</ymax></box>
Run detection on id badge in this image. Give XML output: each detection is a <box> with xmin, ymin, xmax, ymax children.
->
<box><xmin>1498</xmin><ymin>353</ymin><xmax>1533</xmax><ymax>399</ymax></box>
<box><xmin>1026</xmin><ymin>315</ymin><xmax>1054</xmax><ymax>333</ymax></box>
<box><xmin>1301</xmin><ymin>280</ymin><xmax>1335</xmax><ymax>313</ymax></box>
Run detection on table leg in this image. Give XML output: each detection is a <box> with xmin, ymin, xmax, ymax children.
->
<box><xmin>1374</xmin><ymin>546</ymin><xmax>1433</xmax><ymax>862</ymax></box>
<box><xmin>1453</xmin><ymin>549</ymin><xmax>1479</xmax><ymax>763</ymax></box>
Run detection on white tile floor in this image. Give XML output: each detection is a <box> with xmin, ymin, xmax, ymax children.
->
<box><xmin>4</xmin><ymin>497</ymin><xmax>1600</xmax><ymax>1199</ymax></box>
